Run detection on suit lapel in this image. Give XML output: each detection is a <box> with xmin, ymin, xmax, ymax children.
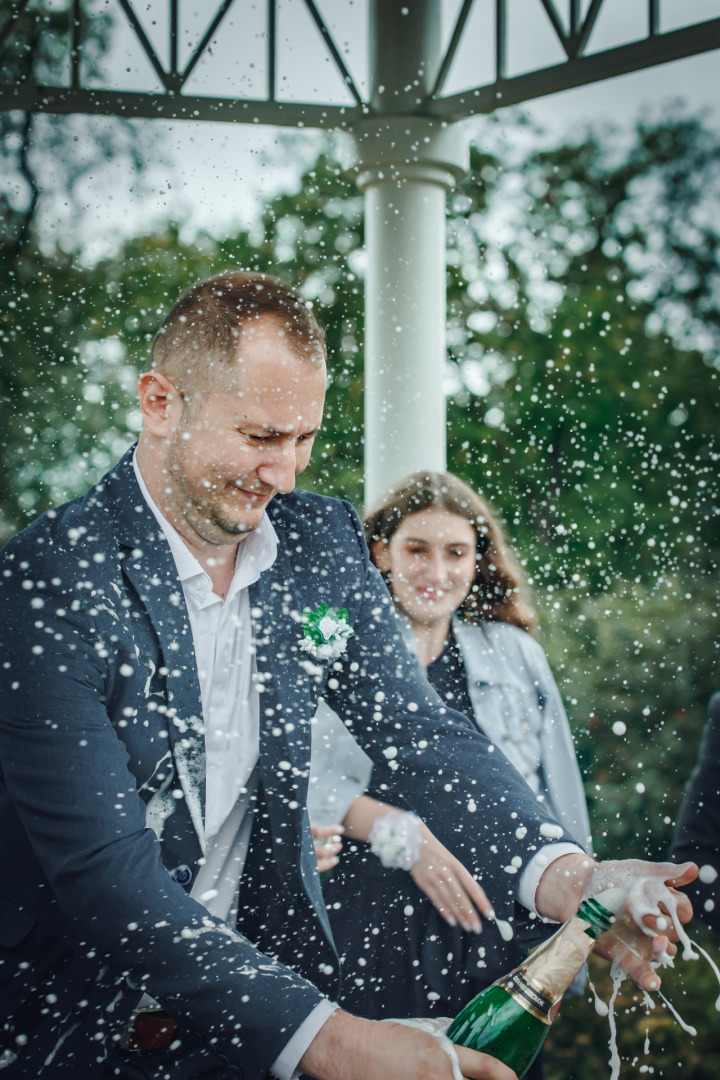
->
<box><xmin>105</xmin><ymin>451</ymin><xmax>206</xmax><ymax>851</ymax></box>
<box><xmin>248</xmin><ymin>511</ymin><xmax>338</xmax><ymax>949</ymax></box>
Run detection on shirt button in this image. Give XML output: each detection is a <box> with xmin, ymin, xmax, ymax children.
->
<box><xmin>170</xmin><ymin>864</ymin><xmax>193</xmax><ymax>886</ymax></box>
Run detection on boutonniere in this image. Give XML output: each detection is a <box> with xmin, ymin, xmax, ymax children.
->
<box><xmin>299</xmin><ymin>602</ymin><xmax>354</xmax><ymax>660</ymax></box>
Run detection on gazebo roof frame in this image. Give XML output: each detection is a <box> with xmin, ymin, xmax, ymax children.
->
<box><xmin>1</xmin><ymin>0</ymin><xmax>719</xmax><ymax>126</ymax></box>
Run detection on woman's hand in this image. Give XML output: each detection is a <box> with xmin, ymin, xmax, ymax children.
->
<box><xmin>410</xmin><ymin>823</ymin><xmax>495</xmax><ymax>933</ymax></box>
<box><xmin>341</xmin><ymin>795</ymin><xmax>494</xmax><ymax>931</ymax></box>
<box><xmin>312</xmin><ymin>823</ymin><xmax>344</xmax><ymax>874</ymax></box>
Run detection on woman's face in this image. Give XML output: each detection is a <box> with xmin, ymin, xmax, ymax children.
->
<box><xmin>375</xmin><ymin>507</ymin><xmax>477</xmax><ymax>629</ymax></box>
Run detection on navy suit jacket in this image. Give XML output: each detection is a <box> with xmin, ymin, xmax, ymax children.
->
<box><xmin>0</xmin><ymin>450</ymin><xmax>571</xmax><ymax>1077</ymax></box>
<box><xmin>670</xmin><ymin>693</ymin><xmax>720</xmax><ymax>933</ymax></box>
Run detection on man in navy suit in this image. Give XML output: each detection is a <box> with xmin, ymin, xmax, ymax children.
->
<box><xmin>0</xmin><ymin>272</ymin><xmax>695</xmax><ymax>1080</ymax></box>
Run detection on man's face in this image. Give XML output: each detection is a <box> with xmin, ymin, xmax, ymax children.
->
<box><xmin>161</xmin><ymin>315</ymin><xmax>326</xmax><ymax>547</ymax></box>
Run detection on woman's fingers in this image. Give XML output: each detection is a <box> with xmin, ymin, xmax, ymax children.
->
<box><xmin>412</xmin><ymin>858</ymin><xmax>488</xmax><ymax>931</ymax></box>
<box><xmin>424</xmin><ymin>873</ymin><xmax>479</xmax><ymax>930</ymax></box>
<box><xmin>408</xmin><ymin>827</ymin><xmax>494</xmax><ymax>932</ymax></box>
<box><xmin>316</xmin><ymin>843</ymin><xmax>342</xmax><ymax>873</ymax></box>
<box><xmin>455</xmin><ymin>862</ymin><xmax>496</xmax><ymax>920</ymax></box>
<box><xmin>311</xmin><ymin>823</ymin><xmax>344</xmax><ymax>872</ymax></box>
<box><xmin>435</xmin><ymin>873</ymin><xmax>484</xmax><ymax>931</ymax></box>
<box><xmin>311</xmin><ymin>823</ymin><xmax>344</xmax><ymax>840</ymax></box>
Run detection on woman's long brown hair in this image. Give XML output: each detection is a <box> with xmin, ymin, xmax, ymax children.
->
<box><xmin>363</xmin><ymin>471</ymin><xmax>538</xmax><ymax>633</ymax></box>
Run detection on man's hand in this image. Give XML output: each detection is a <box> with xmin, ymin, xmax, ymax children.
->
<box><xmin>411</xmin><ymin>824</ymin><xmax>495</xmax><ymax>933</ymax></box>
<box><xmin>534</xmin><ymin>854</ymin><xmax>698</xmax><ymax>991</ymax></box>
<box><xmin>587</xmin><ymin>859</ymin><xmax>698</xmax><ymax>989</ymax></box>
<box><xmin>311</xmin><ymin>824</ymin><xmax>344</xmax><ymax>875</ymax></box>
<box><xmin>299</xmin><ymin>1011</ymin><xmax>517</xmax><ymax>1080</ymax></box>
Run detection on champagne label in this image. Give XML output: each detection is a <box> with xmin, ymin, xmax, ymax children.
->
<box><xmin>500</xmin><ymin>971</ymin><xmax>554</xmax><ymax>1025</ymax></box>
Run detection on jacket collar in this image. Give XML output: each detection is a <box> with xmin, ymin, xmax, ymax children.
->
<box><xmin>103</xmin><ymin>449</ymin><xmax>207</xmax><ymax>848</ymax></box>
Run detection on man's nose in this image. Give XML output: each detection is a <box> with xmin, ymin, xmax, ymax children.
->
<box><xmin>257</xmin><ymin>442</ymin><xmax>297</xmax><ymax>494</ymax></box>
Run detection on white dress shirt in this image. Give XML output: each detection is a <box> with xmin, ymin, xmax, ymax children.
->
<box><xmin>133</xmin><ymin>457</ymin><xmax>335</xmax><ymax>1078</ymax></box>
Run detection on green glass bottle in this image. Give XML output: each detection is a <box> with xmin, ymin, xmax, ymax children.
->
<box><xmin>446</xmin><ymin>898</ymin><xmax>613</xmax><ymax>1078</ymax></box>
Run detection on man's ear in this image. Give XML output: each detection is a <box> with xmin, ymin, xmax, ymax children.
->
<box><xmin>137</xmin><ymin>371</ymin><xmax>183</xmax><ymax>437</ymax></box>
<box><xmin>371</xmin><ymin>538</ymin><xmax>392</xmax><ymax>573</ymax></box>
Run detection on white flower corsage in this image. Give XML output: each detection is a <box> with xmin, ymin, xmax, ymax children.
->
<box><xmin>369</xmin><ymin>810</ymin><xmax>423</xmax><ymax>871</ymax></box>
<box><xmin>299</xmin><ymin>602</ymin><xmax>354</xmax><ymax>661</ymax></box>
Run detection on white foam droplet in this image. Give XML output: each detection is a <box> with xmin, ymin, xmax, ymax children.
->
<box><xmin>687</xmin><ymin>939</ymin><xmax>720</xmax><ymax>1011</ymax></box>
<box><xmin>662</xmin><ymin>890</ymin><xmax>697</xmax><ymax>960</ymax></box>
<box><xmin>606</xmin><ymin>965</ymin><xmax>624</xmax><ymax>1080</ymax></box>
<box><xmin>588</xmin><ymin>977</ymin><xmax>609</xmax><ymax>1017</ymax></box>
<box><xmin>539</xmin><ymin>822</ymin><xmax>564</xmax><ymax>839</ymax></box>
<box><xmin>493</xmin><ymin>917</ymin><xmax>514</xmax><ymax>942</ymax></box>
<box><xmin>659</xmin><ymin>991</ymin><xmax>697</xmax><ymax>1036</ymax></box>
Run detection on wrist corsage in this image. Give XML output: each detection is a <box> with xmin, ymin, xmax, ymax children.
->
<box><xmin>299</xmin><ymin>602</ymin><xmax>354</xmax><ymax>661</ymax></box>
<box><xmin>369</xmin><ymin>810</ymin><xmax>423</xmax><ymax>871</ymax></box>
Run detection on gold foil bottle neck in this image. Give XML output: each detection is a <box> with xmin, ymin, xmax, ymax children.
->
<box><xmin>497</xmin><ymin>915</ymin><xmax>596</xmax><ymax>1025</ymax></box>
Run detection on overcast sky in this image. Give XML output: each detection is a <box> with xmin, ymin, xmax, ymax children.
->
<box><xmin>37</xmin><ymin>0</ymin><xmax>720</xmax><ymax>259</ymax></box>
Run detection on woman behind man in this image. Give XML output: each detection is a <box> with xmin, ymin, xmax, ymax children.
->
<box><xmin>308</xmin><ymin>472</ymin><xmax>591</xmax><ymax>1067</ymax></box>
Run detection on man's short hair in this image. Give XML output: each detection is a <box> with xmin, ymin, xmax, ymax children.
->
<box><xmin>148</xmin><ymin>270</ymin><xmax>326</xmax><ymax>394</ymax></box>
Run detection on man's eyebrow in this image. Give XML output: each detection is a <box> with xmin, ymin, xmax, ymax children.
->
<box><xmin>239</xmin><ymin>422</ymin><xmax>322</xmax><ymax>437</ymax></box>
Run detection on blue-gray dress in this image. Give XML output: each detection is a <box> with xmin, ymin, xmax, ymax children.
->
<box><xmin>308</xmin><ymin>616</ymin><xmax>591</xmax><ymax>1020</ymax></box>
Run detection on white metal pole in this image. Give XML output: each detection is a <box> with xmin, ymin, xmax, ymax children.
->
<box><xmin>355</xmin><ymin>1</ymin><xmax>468</xmax><ymax>509</ymax></box>
<box><xmin>354</xmin><ymin>119</ymin><xmax>467</xmax><ymax>509</ymax></box>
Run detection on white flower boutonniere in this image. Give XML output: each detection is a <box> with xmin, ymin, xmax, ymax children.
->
<box><xmin>300</xmin><ymin>602</ymin><xmax>354</xmax><ymax>661</ymax></box>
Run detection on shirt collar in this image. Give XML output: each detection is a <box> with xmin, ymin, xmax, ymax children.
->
<box><xmin>132</xmin><ymin>451</ymin><xmax>278</xmax><ymax>597</ymax></box>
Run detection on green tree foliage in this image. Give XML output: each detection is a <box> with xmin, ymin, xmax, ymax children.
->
<box><xmin>0</xmin><ymin>0</ymin><xmax>149</xmax><ymax>534</ymax></box>
<box><xmin>444</xmin><ymin>119</ymin><xmax>719</xmax><ymax>595</ymax></box>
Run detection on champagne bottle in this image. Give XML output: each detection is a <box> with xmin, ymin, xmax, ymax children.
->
<box><xmin>446</xmin><ymin>898</ymin><xmax>613</xmax><ymax>1078</ymax></box>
